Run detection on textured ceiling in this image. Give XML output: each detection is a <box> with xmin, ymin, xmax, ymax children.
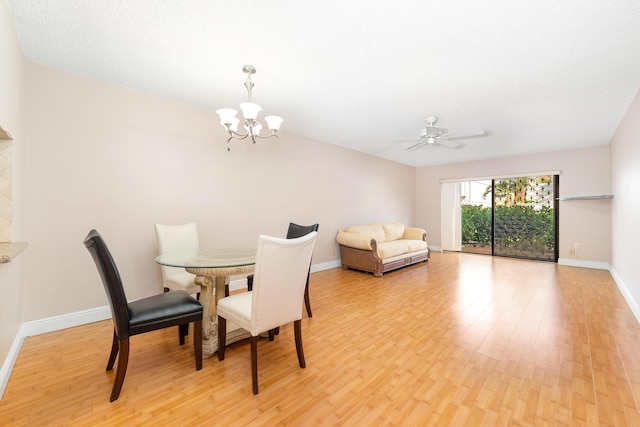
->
<box><xmin>7</xmin><ymin>1</ymin><xmax>640</xmax><ymax>167</ymax></box>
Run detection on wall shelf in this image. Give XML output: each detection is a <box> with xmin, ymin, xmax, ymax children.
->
<box><xmin>557</xmin><ymin>195</ymin><xmax>613</xmax><ymax>201</ymax></box>
<box><xmin>0</xmin><ymin>242</ymin><xmax>28</xmax><ymax>263</ymax></box>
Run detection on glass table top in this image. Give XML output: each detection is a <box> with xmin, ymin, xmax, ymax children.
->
<box><xmin>155</xmin><ymin>247</ymin><xmax>256</xmax><ymax>269</ymax></box>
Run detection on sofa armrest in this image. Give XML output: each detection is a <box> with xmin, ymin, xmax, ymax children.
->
<box><xmin>403</xmin><ymin>227</ymin><xmax>427</xmax><ymax>241</ymax></box>
<box><xmin>336</xmin><ymin>231</ymin><xmax>376</xmax><ymax>250</ymax></box>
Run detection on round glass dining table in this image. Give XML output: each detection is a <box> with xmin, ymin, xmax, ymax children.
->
<box><xmin>156</xmin><ymin>247</ymin><xmax>256</xmax><ymax>358</ymax></box>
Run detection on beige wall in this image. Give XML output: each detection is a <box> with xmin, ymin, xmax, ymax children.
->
<box><xmin>21</xmin><ymin>63</ymin><xmax>416</xmax><ymax>321</ymax></box>
<box><xmin>610</xmin><ymin>88</ymin><xmax>640</xmax><ymax>313</ymax></box>
<box><xmin>0</xmin><ymin>1</ymin><xmax>26</xmax><ymax>377</ymax></box>
<box><xmin>415</xmin><ymin>144</ymin><xmax>612</xmax><ymax>264</ymax></box>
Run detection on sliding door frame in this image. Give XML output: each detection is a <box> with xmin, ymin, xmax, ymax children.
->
<box><xmin>441</xmin><ymin>171</ymin><xmax>560</xmax><ymax>262</ymax></box>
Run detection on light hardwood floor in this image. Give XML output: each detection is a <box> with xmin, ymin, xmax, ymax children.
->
<box><xmin>2</xmin><ymin>252</ymin><xmax>640</xmax><ymax>426</ymax></box>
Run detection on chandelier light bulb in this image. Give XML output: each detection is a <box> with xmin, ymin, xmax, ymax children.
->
<box><xmin>216</xmin><ymin>108</ymin><xmax>238</xmax><ymax>126</ymax></box>
<box><xmin>239</xmin><ymin>102</ymin><xmax>261</xmax><ymax>121</ymax></box>
<box><xmin>265</xmin><ymin>116</ymin><xmax>284</xmax><ymax>132</ymax></box>
<box><xmin>217</xmin><ymin>65</ymin><xmax>283</xmax><ymax>151</ymax></box>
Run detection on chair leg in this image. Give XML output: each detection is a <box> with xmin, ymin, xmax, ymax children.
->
<box><xmin>110</xmin><ymin>337</ymin><xmax>129</xmax><ymax>402</ymax></box>
<box><xmin>251</xmin><ymin>335</ymin><xmax>259</xmax><ymax>395</ymax></box>
<box><xmin>179</xmin><ymin>323</ymin><xmax>189</xmax><ymax>345</ymax></box>
<box><xmin>194</xmin><ymin>320</ymin><xmax>202</xmax><ymax>370</ymax></box>
<box><xmin>107</xmin><ymin>330</ymin><xmax>119</xmax><ymax>371</ymax></box>
<box><xmin>294</xmin><ymin>319</ymin><xmax>306</xmax><ymax>369</ymax></box>
<box><xmin>304</xmin><ymin>281</ymin><xmax>312</xmax><ymax>318</ymax></box>
<box><xmin>217</xmin><ymin>315</ymin><xmax>227</xmax><ymax>361</ymax></box>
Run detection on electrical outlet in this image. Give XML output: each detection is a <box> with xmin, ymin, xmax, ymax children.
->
<box><xmin>569</xmin><ymin>249</ymin><xmax>575</xmax><ymax>256</ymax></box>
<box><xmin>574</xmin><ymin>242</ymin><xmax>580</xmax><ymax>249</ymax></box>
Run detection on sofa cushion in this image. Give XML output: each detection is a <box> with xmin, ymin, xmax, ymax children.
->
<box><xmin>376</xmin><ymin>239</ymin><xmax>428</xmax><ymax>259</ymax></box>
<box><xmin>397</xmin><ymin>239</ymin><xmax>428</xmax><ymax>253</ymax></box>
<box><xmin>342</xmin><ymin>224</ymin><xmax>385</xmax><ymax>242</ymax></box>
<box><xmin>336</xmin><ymin>231</ymin><xmax>374</xmax><ymax>250</ymax></box>
<box><xmin>403</xmin><ymin>227</ymin><xmax>426</xmax><ymax>241</ymax></box>
<box><xmin>382</xmin><ymin>223</ymin><xmax>405</xmax><ymax>241</ymax></box>
<box><xmin>376</xmin><ymin>241</ymin><xmax>409</xmax><ymax>259</ymax></box>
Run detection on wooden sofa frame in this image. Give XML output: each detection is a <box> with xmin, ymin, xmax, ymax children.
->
<box><xmin>339</xmin><ymin>233</ymin><xmax>430</xmax><ymax>277</ymax></box>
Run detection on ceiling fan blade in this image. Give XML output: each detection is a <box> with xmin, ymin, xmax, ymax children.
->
<box><xmin>404</xmin><ymin>141</ymin><xmax>428</xmax><ymax>152</ymax></box>
<box><xmin>437</xmin><ymin>139</ymin><xmax>464</xmax><ymax>149</ymax></box>
<box><xmin>389</xmin><ymin>138</ymin><xmax>423</xmax><ymax>143</ymax></box>
<box><xmin>443</xmin><ymin>129</ymin><xmax>491</xmax><ymax>140</ymax></box>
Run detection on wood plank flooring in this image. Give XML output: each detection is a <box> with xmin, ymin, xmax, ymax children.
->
<box><xmin>2</xmin><ymin>252</ymin><xmax>640</xmax><ymax>426</ymax></box>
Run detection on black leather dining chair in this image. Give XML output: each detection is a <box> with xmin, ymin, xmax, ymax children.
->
<box><xmin>247</xmin><ymin>222</ymin><xmax>319</xmax><ymax>317</ymax></box>
<box><xmin>84</xmin><ymin>229</ymin><xmax>203</xmax><ymax>402</ymax></box>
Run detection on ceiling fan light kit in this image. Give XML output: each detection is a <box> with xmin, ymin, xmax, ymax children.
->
<box><xmin>401</xmin><ymin>115</ymin><xmax>490</xmax><ymax>152</ymax></box>
<box><xmin>216</xmin><ymin>65</ymin><xmax>283</xmax><ymax>151</ymax></box>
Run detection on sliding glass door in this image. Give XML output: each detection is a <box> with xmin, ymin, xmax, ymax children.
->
<box><xmin>492</xmin><ymin>175</ymin><xmax>558</xmax><ymax>261</ymax></box>
<box><xmin>460</xmin><ymin>180</ymin><xmax>492</xmax><ymax>255</ymax></box>
<box><xmin>456</xmin><ymin>175</ymin><xmax>559</xmax><ymax>261</ymax></box>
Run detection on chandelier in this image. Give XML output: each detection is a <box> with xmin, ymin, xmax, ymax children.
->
<box><xmin>216</xmin><ymin>65</ymin><xmax>283</xmax><ymax>151</ymax></box>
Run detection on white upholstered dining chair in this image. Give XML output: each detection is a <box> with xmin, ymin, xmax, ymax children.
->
<box><xmin>217</xmin><ymin>231</ymin><xmax>318</xmax><ymax>394</ymax></box>
<box><xmin>154</xmin><ymin>222</ymin><xmax>200</xmax><ymax>296</ymax></box>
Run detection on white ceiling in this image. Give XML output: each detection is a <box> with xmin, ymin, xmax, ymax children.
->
<box><xmin>7</xmin><ymin>1</ymin><xmax>640</xmax><ymax>167</ymax></box>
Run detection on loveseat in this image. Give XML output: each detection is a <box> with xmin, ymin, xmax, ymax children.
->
<box><xmin>336</xmin><ymin>223</ymin><xmax>429</xmax><ymax>276</ymax></box>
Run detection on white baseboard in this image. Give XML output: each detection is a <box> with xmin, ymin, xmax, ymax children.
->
<box><xmin>0</xmin><ymin>323</ymin><xmax>26</xmax><ymax>400</ymax></box>
<box><xmin>609</xmin><ymin>266</ymin><xmax>640</xmax><ymax>324</ymax></box>
<box><xmin>311</xmin><ymin>259</ymin><xmax>342</xmax><ymax>272</ymax></box>
<box><xmin>22</xmin><ymin>305</ymin><xmax>112</xmax><ymax>337</ymax></box>
<box><xmin>557</xmin><ymin>258</ymin><xmax>611</xmax><ymax>270</ymax></box>
<box><xmin>228</xmin><ymin>277</ymin><xmax>248</xmax><ymax>292</ymax></box>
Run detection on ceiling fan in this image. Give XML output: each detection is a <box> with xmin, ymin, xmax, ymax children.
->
<box><xmin>398</xmin><ymin>116</ymin><xmax>490</xmax><ymax>152</ymax></box>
